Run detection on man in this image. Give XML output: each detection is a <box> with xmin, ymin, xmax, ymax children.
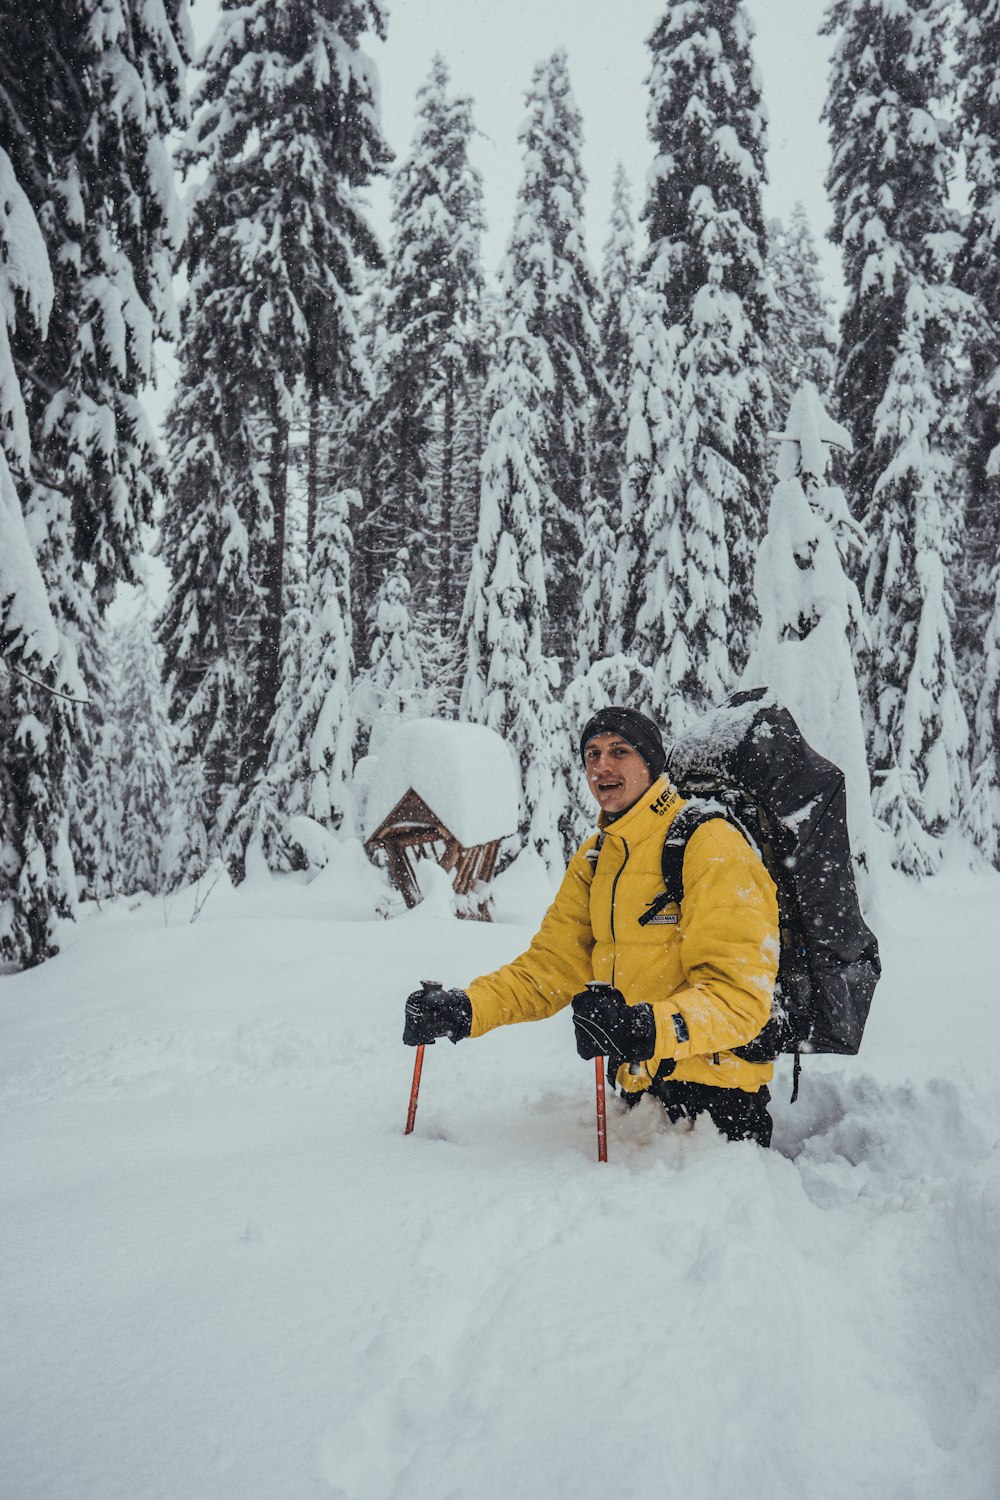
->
<box><xmin>402</xmin><ymin>707</ymin><xmax>780</xmax><ymax>1145</ymax></box>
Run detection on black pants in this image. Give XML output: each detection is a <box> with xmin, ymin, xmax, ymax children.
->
<box><xmin>644</xmin><ymin>1077</ymin><xmax>773</xmax><ymax>1147</ymax></box>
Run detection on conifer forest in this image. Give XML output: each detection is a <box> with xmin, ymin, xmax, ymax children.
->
<box><xmin>2</xmin><ymin>0</ymin><xmax>999</xmax><ymax>969</ymax></box>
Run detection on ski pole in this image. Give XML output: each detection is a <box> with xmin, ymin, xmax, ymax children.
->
<box><xmin>595</xmin><ymin>1055</ymin><xmax>607</xmax><ymax>1162</ymax></box>
<box><xmin>404</xmin><ymin>1044</ymin><xmax>425</xmax><ymax>1135</ymax></box>
<box><xmin>404</xmin><ymin>979</ymin><xmax>443</xmax><ymax>1136</ymax></box>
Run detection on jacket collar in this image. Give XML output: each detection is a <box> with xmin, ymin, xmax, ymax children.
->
<box><xmin>597</xmin><ymin>776</ymin><xmax>684</xmax><ymax>842</ymax></box>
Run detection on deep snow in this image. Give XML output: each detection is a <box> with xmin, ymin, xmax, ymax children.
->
<box><xmin>2</xmin><ymin>845</ymin><xmax>999</xmax><ymax>1500</ymax></box>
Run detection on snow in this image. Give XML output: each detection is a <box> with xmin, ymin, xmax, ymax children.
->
<box><xmin>363</xmin><ymin>718</ymin><xmax>520</xmax><ymax>847</ymax></box>
<box><xmin>2</xmin><ymin>854</ymin><xmax>1000</xmax><ymax>1499</ymax></box>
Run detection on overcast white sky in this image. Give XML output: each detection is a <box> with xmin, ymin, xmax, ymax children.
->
<box><xmin>189</xmin><ymin>0</ymin><xmax>842</xmax><ymax>299</ymax></box>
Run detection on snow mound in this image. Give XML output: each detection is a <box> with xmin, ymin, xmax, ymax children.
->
<box><xmin>363</xmin><ymin>718</ymin><xmax>520</xmax><ymax>846</ymax></box>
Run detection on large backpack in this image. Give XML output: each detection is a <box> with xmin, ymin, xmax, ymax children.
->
<box><xmin>661</xmin><ymin>687</ymin><xmax>881</xmax><ymax>1097</ymax></box>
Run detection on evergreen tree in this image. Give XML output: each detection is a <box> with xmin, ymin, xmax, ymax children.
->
<box><xmin>578</xmin><ymin>484</ymin><xmax>621</xmax><ymax>676</ymax></box>
<box><xmin>765</xmin><ymin>204</ymin><xmax>837</xmax><ymax>423</ymax></box>
<box><xmin>956</xmin><ymin>0</ymin><xmax>1000</xmax><ymax>861</ymax></box>
<box><xmin>0</xmin><ymin>486</ymin><xmax>85</xmax><ymax>959</ymax></box>
<box><xmin>156</xmin><ymin>231</ymin><xmax>267</xmax><ymax>868</ymax></box>
<box><xmin>365</xmin><ymin>56</ymin><xmax>484</xmax><ymax>634</ymax></box>
<box><xmin>0</xmin><ymin>149</ymin><xmax>57</xmax><ymax>674</ymax></box>
<box><xmin>69</xmin><ymin>623</ymin><xmax>119</xmax><ymax>902</ymax></box>
<box><xmin>110</xmin><ymin>605</ymin><xmax>175</xmax><ymax>896</ymax></box>
<box><xmin>502</xmin><ymin>49</ymin><xmax>603</xmax><ymax>668</ymax></box>
<box><xmin>963</xmin><ymin>566</ymin><xmax>1000</xmax><ymax>861</ymax></box>
<box><xmin>174</xmin><ymin>0</ymin><xmax>390</xmax><ymax>839</ymax></box>
<box><xmin>743</xmin><ymin>383</ymin><xmax>876</xmax><ymax>881</ymax></box>
<box><xmin>270</xmin><ymin>488</ymin><xmax>357</xmax><ymax>842</ymax></box>
<box><xmin>461</xmin><ymin>316</ymin><xmax>560</xmax><ymax>869</ymax></box>
<box><xmin>622</xmin><ymin>1</ymin><xmax>772</xmax><ymax>727</ymax></box>
<box><xmin>3</xmin><ymin>0</ymin><xmax>190</xmax><ymax>605</ymax></box>
<box><xmin>0</xmin><ymin>162</ymin><xmax>66</xmax><ymax>954</ymax></box>
<box><xmin>359</xmin><ymin>550</ymin><xmax>426</xmax><ymax>756</ymax></box>
<box><xmin>347</xmin><ymin>268</ymin><xmax>388</xmax><ymax>641</ymax></box>
<box><xmin>824</xmin><ymin>0</ymin><xmax>970</xmax><ymax>871</ymax></box>
<box><xmin>1</xmin><ymin>0</ymin><xmax>189</xmax><ymax>965</ymax></box>
<box><xmin>588</xmin><ymin>164</ymin><xmax>636</xmax><ymax>665</ymax></box>
<box><xmin>0</xmin><ymin>675</ymin><xmax>74</xmax><ymax>965</ymax></box>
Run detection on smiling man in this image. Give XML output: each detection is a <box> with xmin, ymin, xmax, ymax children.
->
<box><xmin>402</xmin><ymin>706</ymin><xmax>780</xmax><ymax>1145</ymax></box>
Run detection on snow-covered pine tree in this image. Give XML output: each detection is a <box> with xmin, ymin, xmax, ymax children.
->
<box><xmin>963</xmin><ymin>565</ymin><xmax>1000</xmax><ymax>861</ymax></box>
<box><xmin>345</xmin><ymin>269</ymin><xmax>388</xmax><ymax>643</ymax></box>
<box><xmin>0</xmin><ymin>150</ymin><xmax>57</xmax><ymax>675</ymax></box>
<box><xmin>1</xmin><ymin>0</ymin><xmax>189</xmax><ymax>964</ymax></box>
<box><xmin>564</xmin><ymin>170</ymin><xmax>651</xmax><ymax>853</ymax></box>
<box><xmin>461</xmin><ymin>314</ymin><xmax>560</xmax><ymax>869</ymax></box>
<box><xmin>0</xmin><ymin>674</ymin><xmax>75</xmax><ymax>965</ymax></box>
<box><xmin>268</xmin><ymin>488</ymin><xmax>357</xmax><ymax>854</ymax></box>
<box><xmin>824</xmin><ymin>0</ymin><xmax>970</xmax><ymax>872</ymax></box>
<box><xmin>156</xmin><ymin>246</ymin><xmax>265</xmax><ymax>873</ymax></box>
<box><xmin>0</xmin><ymin>162</ymin><xmax>67</xmax><ymax>957</ymax></box>
<box><xmin>5</xmin><ymin>0</ymin><xmax>190</xmax><ymax>606</ymax></box>
<box><xmin>359</xmin><ymin>550</ymin><xmax>426</xmax><ymax>757</ymax></box>
<box><xmin>743</xmin><ymin>382</ymin><xmax>876</xmax><ymax>881</ymax></box>
<box><xmin>502</xmin><ymin>49</ymin><xmax>603</xmax><ymax>669</ymax></box>
<box><xmin>765</xmin><ymin>204</ymin><xmax>838</xmax><ymax>422</ymax></box>
<box><xmin>622</xmin><ymin>0</ymin><xmax>773</xmax><ymax>730</ymax></box>
<box><xmin>364</xmin><ymin>55</ymin><xmax>485</xmax><ymax>641</ymax></box>
<box><xmin>68</xmin><ymin>622</ymin><xmax>120</xmax><ymax>903</ymax></box>
<box><xmin>108</xmin><ymin>605</ymin><xmax>175</xmax><ymax>897</ymax></box>
<box><xmin>578</xmin><ymin>486</ymin><xmax>621</xmax><ymax>678</ymax></box>
<box><xmin>0</xmin><ymin>481</ymin><xmax>85</xmax><ymax>961</ymax></box>
<box><xmin>586</xmin><ymin>164</ymin><xmax>636</xmax><ymax>666</ymax></box>
<box><xmin>176</xmin><ymin>0</ymin><xmax>390</xmax><ymax>836</ymax></box>
<box><xmin>956</xmin><ymin>0</ymin><xmax>1000</xmax><ymax>861</ymax></box>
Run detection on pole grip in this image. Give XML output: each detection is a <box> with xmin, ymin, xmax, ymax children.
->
<box><xmin>404</xmin><ymin>1044</ymin><xmax>425</xmax><ymax>1135</ymax></box>
<box><xmin>595</xmin><ymin>1054</ymin><xmax>607</xmax><ymax>1163</ymax></box>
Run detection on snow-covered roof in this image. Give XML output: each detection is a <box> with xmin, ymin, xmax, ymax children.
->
<box><xmin>363</xmin><ymin>719</ymin><xmax>520</xmax><ymax>847</ymax></box>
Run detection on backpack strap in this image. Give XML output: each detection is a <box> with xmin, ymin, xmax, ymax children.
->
<box><xmin>661</xmin><ymin>799</ymin><xmax>726</xmax><ymax>903</ymax></box>
<box><xmin>638</xmin><ymin>799</ymin><xmax>729</xmax><ymax>927</ymax></box>
<box><xmin>583</xmin><ymin>830</ymin><xmax>606</xmax><ymax>865</ymax></box>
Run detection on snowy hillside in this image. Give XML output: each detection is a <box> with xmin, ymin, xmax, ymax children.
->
<box><xmin>3</xmin><ymin>852</ymin><xmax>999</xmax><ymax>1500</ymax></box>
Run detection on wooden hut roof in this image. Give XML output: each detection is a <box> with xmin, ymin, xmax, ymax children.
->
<box><xmin>363</xmin><ymin>719</ymin><xmax>519</xmax><ymax>848</ymax></box>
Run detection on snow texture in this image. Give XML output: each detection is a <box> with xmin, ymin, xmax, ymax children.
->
<box><xmin>363</xmin><ymin>717</ymin><xmax>520</xmax><ymax>846</ymax></box>
<box><xmin>1</xmin><ymin>855</ymin><xmax>999</xmax><ymax>1499</ymax></box>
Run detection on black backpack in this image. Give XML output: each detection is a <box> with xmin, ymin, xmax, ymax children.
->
<box><xmin>660</xmin><ymin>688</ymin><xmax>881</xmax><ymax>1098</ymax></box>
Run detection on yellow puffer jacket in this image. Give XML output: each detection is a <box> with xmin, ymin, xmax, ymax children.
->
<box><xmin>467</xmin><ymin>776</ymin><xmax>779</xmax><ymax>1094</ymax></box>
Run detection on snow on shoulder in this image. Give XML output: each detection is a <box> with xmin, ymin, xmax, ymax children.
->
<box><xmin>363</xmin><ymin>718</ymin><xmax>520</xmax><ymax>848</ymax></box>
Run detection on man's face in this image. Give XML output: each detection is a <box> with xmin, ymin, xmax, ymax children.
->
<box><xmin>583</xmin><ymin>733</ymin><xmax>653</xmax><ymax>816</ymax></box>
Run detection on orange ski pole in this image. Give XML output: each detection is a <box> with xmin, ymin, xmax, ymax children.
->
<box><xmin>595</xmin><ymin>1055</ymin><xmax>607</xmax><ymax>1162</ymax></box>
<box><xmin>404</xmin><ymin>1044</ymin><xmax>425</xmax><ymax>1135</ymax></box>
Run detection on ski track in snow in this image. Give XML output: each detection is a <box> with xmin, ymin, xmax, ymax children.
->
<box><xmin>1</xmin><ymin>861</ymin><xmax>999</xmax><ymax>1500</ymax></box>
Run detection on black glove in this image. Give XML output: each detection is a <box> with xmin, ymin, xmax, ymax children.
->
<box><xmin>571</xmin><ymin>983</ymin><xmax>655</xmax><ymax>1067</ymax></box>
<box><xmin>403</xmin><ymin>982</ymin><xmax>472</xmax><ymax>1046</ymax></box>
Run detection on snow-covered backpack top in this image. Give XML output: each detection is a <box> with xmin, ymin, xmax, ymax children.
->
<box><xmin>664</xmin><ymin>688</ymin><xmax>881</xmax><ymax>1097</ymax></box>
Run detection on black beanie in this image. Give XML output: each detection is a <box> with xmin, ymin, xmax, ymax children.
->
<box><xmin>579</xmin><ymin>707</ymin><xmax>666</xmax><ymax>780</ymax></box>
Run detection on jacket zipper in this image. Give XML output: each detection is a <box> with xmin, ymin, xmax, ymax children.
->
<box><xmin>609</xmin><ymin>839</ymin><xmax>630</xmax><ymax>987</ymax></box>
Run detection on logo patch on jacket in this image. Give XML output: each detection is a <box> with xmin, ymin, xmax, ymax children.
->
<box><xmin>648</xmin><ymin>789</ymin><xmax>673</xmax><ymax>816</ymax></box>
<box><xmin>642</xmin><ymin>906</ymin><xmax>678</xmax><ymax>925</ymax></box>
